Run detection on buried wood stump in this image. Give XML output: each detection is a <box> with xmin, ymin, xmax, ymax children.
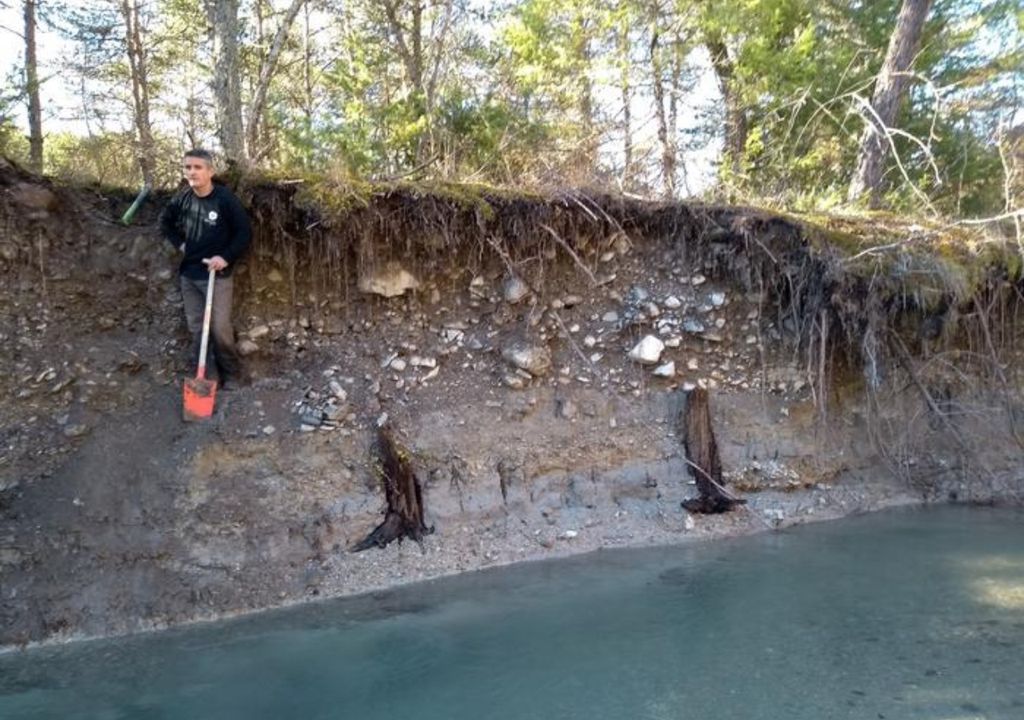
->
<box><xmin>679</xmin><ymin>387</ymin><xmax>746</xmax><ymax>514</ymax></box>
<box><xmin>353</xmin><ymin>424</ymin><xmax>433</xmax><ymax>551</ymax></box>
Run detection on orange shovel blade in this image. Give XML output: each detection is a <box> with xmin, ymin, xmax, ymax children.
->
<box><xmin>183</xmin><ymin>376</ymin><xmax>218</xmax><ymax>421</ymax></box>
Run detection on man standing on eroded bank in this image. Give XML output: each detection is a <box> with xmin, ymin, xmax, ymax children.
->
<box><xmin>159</xmin><ymin>149</ymin><xmax>252</xmax><ymax>389</ymax></box>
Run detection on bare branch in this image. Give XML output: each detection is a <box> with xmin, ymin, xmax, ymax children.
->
<box><xmin>951</xmin><ymin>209</ymin><xmax>1024</xmax><ymax>226</ymax></box>
<box><xmin>850</xmin><ymin>92</ymin><xmax>939</xmax><ymax>214</ymax></box>
<box><xmin>0</xmin><ymin>22</ymin><xmax>25</xmax><ymax>40</ymax></box>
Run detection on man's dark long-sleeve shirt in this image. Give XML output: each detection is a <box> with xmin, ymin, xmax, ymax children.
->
<box><xmin>159</xmin><ymin>185</ymin><xmax>251</xmax><ymax>279</ymax></box>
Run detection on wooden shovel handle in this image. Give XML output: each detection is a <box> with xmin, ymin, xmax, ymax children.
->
<box><xmin>196</xmin><ymin>267</ymin><xmax>216</xmax><ymax>380</ymax></box>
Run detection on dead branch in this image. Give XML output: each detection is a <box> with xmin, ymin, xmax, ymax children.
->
<box><xmin>539</xmin><ymin>222</ymin><xmax>598</xmax><ymax>285</ymax></box>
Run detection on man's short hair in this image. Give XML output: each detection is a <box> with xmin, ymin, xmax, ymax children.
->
<box><xmin>184</xmin><ymin>148</ymin><xmax>214</xmax><ymax>166</ymax></box>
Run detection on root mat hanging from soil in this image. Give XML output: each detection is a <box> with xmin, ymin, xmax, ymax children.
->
<box><xmin>679</xmin><ymin>387</ymin><xmax>746</xmax><ymax>514</ymax></box>
<box><xmin>353</xmin><ymin>424</ymin><xmax>433</xmax><ymax>551</ymax></box>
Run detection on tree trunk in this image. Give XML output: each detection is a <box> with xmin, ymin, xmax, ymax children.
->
<box><xmin>618</xmin><ymin>20</ymin><xmax>632</xmax><ymax>189</ymax></box>
<box><xmin>410</xmin><ymin>0</ymin><xmax>423</xmax><ymax>93</ymax></box>
<box><xmin>247</xmin><ymin>0</ymin><xmax>306</xmax><ymax>160</ymax></box>
<box><xmin>23</xmin><ymin>0</ymin><xmax>43</xmax><ymax>173</ymax></box>
<box><xmin>353</xmin><ymin>425</ymin><xmax>433</xmax><ymax>551</ymax></box>
<box><xmin>379</xmin><ymin>0</ymin><xmax>458</xmax><ymax>165</ymax></box>
<box><xmin>848</xmin><ymin>0</ymin><xmax>933</xmax><ymax>207</ymax></box>
<box><xmin>669</xmin><ymin>35</ymin><xmax>691</xmax><ymax>195</ymax></box>
<box><xmin>302</xmin><ymin>1</ymin><xmax>314</xmax><ymax>124</ymax></box>
<box><xmin>571</xmin><ymin>6</ymin><xmax>595</xmax><ymax>172</ymax></box>
<box><xmin>424</xmin><ymin>0</ymin><xmax>452</xmax><ymax>113</ymax></box>
<box><xmin>705</xmin><ymin>32</ymin><xmax>746</xmax><ymax>177</ymax></box>
<box><xmin>206</xmin><ymin>0</ymin><xmax>246</xmax><ymax>166</ymax></box>
<box><xmin>379</xmin><ymin>0</ymin><xmax>431</xmax><ymax>162</ymax></box>
<box><xmin>120</xmin><ymin>0</ymin><xmax>156</xmax><ymax>186</ymax></box>
<box><xmin>650</xmin><ymin>26</ymin><xmax>676</xmax><ymax>198</ymax></box>
<box><xmin>379</xmin><ymin>0</ymin><xmax>422</xmax><ymax>96</ymax></box>
<box><xmin>679</xmin><ymin>387</ymin><xmax>745</xmax><ymax>513</ymax></box>
<box><xmin>297</xmin><ymin>1</ymin><xmax>314</xmax><ymax>168</ymax></box>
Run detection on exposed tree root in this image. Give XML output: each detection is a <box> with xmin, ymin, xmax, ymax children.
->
<box><xmin>353</xmin><ymin>424</ymin><xmax>433</xmax><ymax>551</ymax></box>
<box><xmin>678</xmin><ymin>388</ymin><xmax>746</xmax><ymax>514</ymax></box>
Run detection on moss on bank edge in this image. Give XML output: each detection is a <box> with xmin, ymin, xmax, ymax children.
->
<box><xmin>238</xmin><ymin>170</ymin><xmax>547</xmax><ymax>223</ymax></box>
<box><xmin>789</xmin><ymin>210</ymin><xmax>1022</xmax><ymax>313</ymax></box>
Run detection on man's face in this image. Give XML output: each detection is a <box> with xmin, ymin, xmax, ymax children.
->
<box><xmin>183</xmin><ymin>156</ymin><xmax>213</xmax><ymax>192</ymax></box>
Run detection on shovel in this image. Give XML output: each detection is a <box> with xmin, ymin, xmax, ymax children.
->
<box><xmin>183</xmin><ymin>267</ymin><xmax>218</xmax><ymax>421</ymax></box>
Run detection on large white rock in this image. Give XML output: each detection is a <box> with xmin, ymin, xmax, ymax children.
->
<box><xmin>358</xmin><ymin>262</ymin><xmax>420</xmax><ymax>297</ymax></box>
<box><xmin>653</xmin><ymin>361</ymin><xmax>675</xmax><ymax>377</ymax></box>
<box><xmin>628</xmin><ymin>335</ymin><xmax>664</xmax><ymax>365</ymax></box>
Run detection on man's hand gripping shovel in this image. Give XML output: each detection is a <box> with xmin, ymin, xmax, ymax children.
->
<box><xmin>183</xmin><ymin>266</ymin><xmax>218</xmax><ymax>421</ymax></box>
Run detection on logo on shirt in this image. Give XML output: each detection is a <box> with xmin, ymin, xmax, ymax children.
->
<box><xmin>207</xmin><ymin>210</ymin><xmax>219</xmax><ymax>222</ymax></box>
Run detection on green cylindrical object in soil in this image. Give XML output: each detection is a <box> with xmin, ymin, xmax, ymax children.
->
<box><xmin>120</xmin><ymin>185</ymin><xmax>151</xmax><ymax>225</ymax></box>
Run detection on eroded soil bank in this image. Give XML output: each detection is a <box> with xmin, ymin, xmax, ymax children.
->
<box><xmin>2</xmin><ymin>160</ymin><xmax>1022</xmax><ymax>648</ymax></box>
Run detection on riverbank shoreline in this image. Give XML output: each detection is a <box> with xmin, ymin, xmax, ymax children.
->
<box><xmin>0</xmin><ymin>487</ymin><xmax>938</xmax><ymax>655</ymax></box>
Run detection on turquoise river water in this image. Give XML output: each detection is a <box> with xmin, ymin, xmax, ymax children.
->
<box><xmin>1</xmin><ymin>505</ymin><xmax>1023</xmax><ymax>719</ymax></box>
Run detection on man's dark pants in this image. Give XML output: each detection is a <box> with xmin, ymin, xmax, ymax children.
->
<box><xmin>180</xmin><ymin>274</ymin><xmax>242</xmax><ymax>382</ymax></box>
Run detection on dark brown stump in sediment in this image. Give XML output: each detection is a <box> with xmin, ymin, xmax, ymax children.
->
<box><xmin>353</xmin><ymin>424</ymin><xmax>433</xmax><ymax>551</ymax></box>
<box><xmin>679</xmin><ymin>387</ymin><xmax>746</xmax><ymax>514</ymax></box>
